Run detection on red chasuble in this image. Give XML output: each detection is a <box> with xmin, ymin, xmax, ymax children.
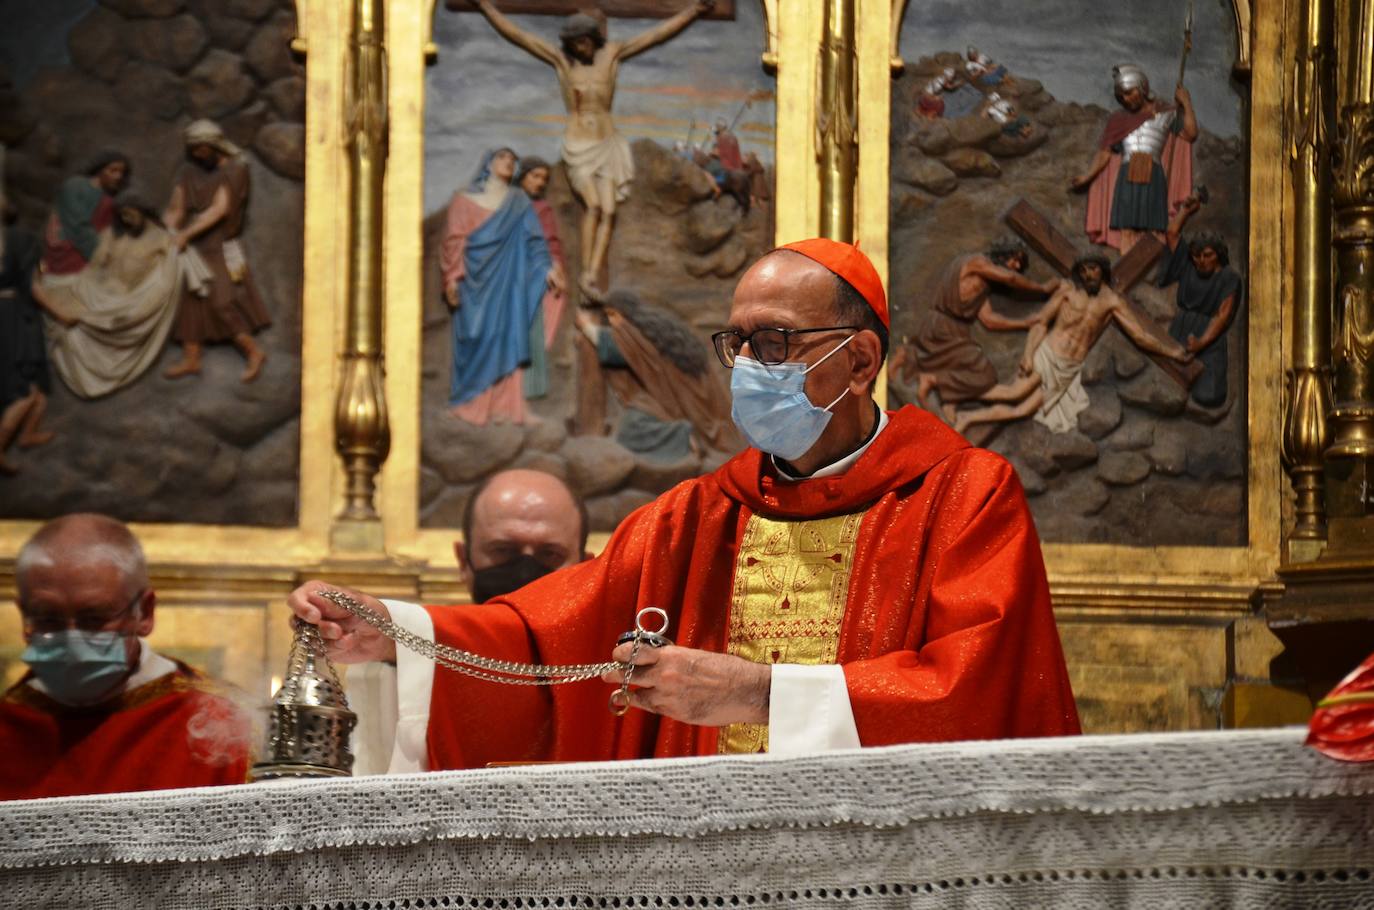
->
<box><xmin>425</xmin><ymin>406</ymin><xmax>1080</xmax><ymax>769</ymax></box>
<box><xmin>0</xmin><ymin>661</ymin><xmax>252</xmax><ymax>800</ymax></box>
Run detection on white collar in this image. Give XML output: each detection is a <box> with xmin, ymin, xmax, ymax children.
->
<box><xmin>29</xmin><ymin>639</ymin><xmax>177</xmax><ymax>701</ymax></box>
<box><xmin>774</xmin><ymin>407</ymin><xmax>889</xmax><ymax>482</ymax></box>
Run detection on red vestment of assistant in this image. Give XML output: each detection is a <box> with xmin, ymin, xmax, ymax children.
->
<box><xmin>422</xmin><ymin>406</ymin><xmax>1080</xmax><ymax>769</ymax></box>
<box><xmin>0</xmin><ymin>660</ymin><xmax>252</xmax><ymax>800</ymax></box>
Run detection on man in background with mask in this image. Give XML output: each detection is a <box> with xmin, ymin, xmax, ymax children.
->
<box><xmin>0</xmin><ymin>513</ymin><xmax>252</xmax><ymax>799</ymax></box>
<box><xmin>290</xmin><ymin>239</ymin><xmax>1079</xmax><ymax>770</ymax></box>
<box><xmin>350</xmin><ymin>468</ymin><xmax>589</xmax><ymax>773</ymax></box>
<box><xmin>458</xmin><ymin>469</ymin><xmax>589</xmax><ymax>603</ymax></box>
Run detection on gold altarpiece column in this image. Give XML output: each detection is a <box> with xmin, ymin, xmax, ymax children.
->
<box><xmin>1266</xmin><ymin>0</ymin><xmax>1374</xmax><ymax>701</ymax></box>
<box><xmin>0</xmin><ymin>0</ymin><xmax>1349</xmax><ymax>734</ymax></box>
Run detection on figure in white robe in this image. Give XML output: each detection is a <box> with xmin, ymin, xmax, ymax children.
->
<box><xmin>34</xmin><ymin>203</ymin><xmax>193</xmax><ymax>399</ymax></box>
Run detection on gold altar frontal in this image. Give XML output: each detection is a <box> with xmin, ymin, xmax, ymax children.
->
<box><xmin>0</xmin><ymin>0</ymin><xmax>1371</xmax><ymax>737</ymax></box>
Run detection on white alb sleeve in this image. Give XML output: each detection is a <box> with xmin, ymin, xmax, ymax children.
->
<box><xmin>767</xmin><ymin>664</ymin><xmax>861</xmax><ymax>755</ymax></box>
<box><xmin>377</xmin><ymin>599</ymin><xmax>436</xmax><ymax>774</ymax></box>
<box><xmin>346</xmin><ymin>661</ymin><xmax>399</xmax><ymax>776</ymax></box>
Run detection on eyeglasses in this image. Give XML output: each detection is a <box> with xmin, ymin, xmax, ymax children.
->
<box><xmin>21</xmin><ymin>590</ymin><xmax>145</xmax><ymax>645</ymax></box>
<box><xmin>711</xmin><ymin>325</ymin><xmax>859</xmax><ymax>368</ymax></box>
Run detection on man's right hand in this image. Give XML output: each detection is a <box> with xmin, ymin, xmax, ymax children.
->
<box><xmin>286</xmin><ymin>580</ymin><xmax>398</xmax><ymax>664</ymax></box>
<box><xmin>443</xmin><ymin>285</ymin><xmax>459</xmax><ymax>309</ymax></box>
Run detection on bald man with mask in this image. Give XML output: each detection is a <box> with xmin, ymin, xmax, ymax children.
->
<box><xmin>457</xmin><ymin>469</ymin><xmax>590</xmax><ymax>604</ymax></box>
<box><xmin>1</xmin><ymin>513</ymin><xmax>252</xmax><ymax>799</ymax></box>
<box><xmin>294</xmin><ymin>239</ymin><xmax>1079</xmax><ymax>771</ymax></box>
<box><xmin>350</xmin><ymin>469</ymin><xmax>590</xmax><ymax>773</ymax></box>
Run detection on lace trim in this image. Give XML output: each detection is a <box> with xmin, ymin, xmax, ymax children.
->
<box><xmin>3</xmin><ymin>729</ymin><xmax>1371</xmax><ymax>871</ymax></box>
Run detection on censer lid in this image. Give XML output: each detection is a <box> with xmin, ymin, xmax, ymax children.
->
<box><xmin>275</xmin><ymin>619</ymin><xmax>351</xmax><ymax>710</ymax></box>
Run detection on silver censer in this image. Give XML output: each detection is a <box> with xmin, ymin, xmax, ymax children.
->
<box><xmin>249</xmin><ymin>618</ymin><xmax>358</xmax><ymax>780</ymax></box>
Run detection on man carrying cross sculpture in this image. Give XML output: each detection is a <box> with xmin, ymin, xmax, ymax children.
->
<box><xmin>288</xmin><ymin>239</ymin><xmax>1079</xmax><ymax>770</ymax></box>
<box><xmin>954</xmin><ymin>253</ymin><xmax>1194</xmax><ymax>436</ymax></box>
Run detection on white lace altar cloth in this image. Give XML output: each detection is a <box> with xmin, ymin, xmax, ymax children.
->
<box><xmin>2</xmin><ymin>728</ymin><xmax>1372</xmax><ymax>909</ymax></box>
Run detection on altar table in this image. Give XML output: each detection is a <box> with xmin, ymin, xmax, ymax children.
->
<box><xmin>2</xmin><ymin>728</ymin><xmax>1371</xmax><ymax>909</ymax></box>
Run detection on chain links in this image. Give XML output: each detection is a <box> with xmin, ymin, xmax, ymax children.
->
<box><xmin>318</xmin><ymin>588</ymin><xmax>629</xmax><ymax>686</ymax></box>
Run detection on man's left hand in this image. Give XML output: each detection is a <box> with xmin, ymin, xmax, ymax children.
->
<box><xmin>601</xmin><ymin>643</ymin><xmax>770</xmax><ymax>726</ymax></box>
<box><xmin>1175</xmin><ymin>84</ymin><xmax>1193</xmax><ymax>108</ymax></box>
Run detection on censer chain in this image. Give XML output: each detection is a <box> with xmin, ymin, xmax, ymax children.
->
<box><xmin>317</xmin><ymin>588</ymin><xmax>625</xmax><ymax>685</ymax></box>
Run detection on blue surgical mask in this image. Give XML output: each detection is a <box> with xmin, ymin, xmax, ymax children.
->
<box><xmin>730</xmin><ymin>334</ymin><xmax>855</xmax><ymax>461</ymax></box>
<box><xmin>20</xmin><ymin>630</ymin><xmax>134</xmax><ymax>707</ymax></box>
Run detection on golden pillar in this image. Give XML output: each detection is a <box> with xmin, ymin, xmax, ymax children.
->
<box><xmin>1327</xmin><ymin>0</ymin><xmax>1374</xmax><ymax>467</ymax></box>
<box><xmin>818</xmin><ymin>0</ymin><xmax>857</xmax><ymax>241</ymax></box>
<box><xmin>333</xmin><ymin>0</ymin><xmax>391</xmax><ymax>544</ymax></box>
<box><xmin>1282</xmin><ymin>0</ymin><xmax>1335</xmax><ymax>545</ymax></box>
<box><xmin>1266</xmin><ymin>0</ymin><xmax>1374</xmax><ymax>712</ymax></box>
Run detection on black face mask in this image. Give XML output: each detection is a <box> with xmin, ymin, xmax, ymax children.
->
<box><xmin>470</xmin><ymin>553</ymin><xmax>558</xmax><ymax>603</ymax></box>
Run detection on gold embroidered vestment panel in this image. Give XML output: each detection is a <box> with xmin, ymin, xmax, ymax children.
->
<box><xmin>718</xmin><ymin>510</ymin><xmax>864</xmax><ymax>754</ymax></box>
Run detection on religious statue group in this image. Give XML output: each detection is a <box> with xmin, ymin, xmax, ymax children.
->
<box><xmin>896</xmin><ymin>61</ymin><xmax>1244</xmax><ymax>435</ymax></box>
<box><xmin>0</xmin><ymin>119</ymin><xmax>271</xmax><ymax>472</ymax></box>
<box><xmin>916</xmin><ymin>45</ymin><xmax>1034</xmax><ymax>139</ymax></box>
<box><xmin>441</xmin><ymin>0</ymin><xmax>744</xmax><ymax>465</ymax></box>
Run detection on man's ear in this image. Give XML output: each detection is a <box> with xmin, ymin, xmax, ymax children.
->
<box><xmin>135</xmin><ymin>589</ymin><xmax>156</xmax><ymax>637</ymax></box>
<box><xmin>848</xmin><ymin>329</ymin><xmax>884</xmax><ymax>393</ymax></box>
<box><xmin>455</xmin><ymin>540</ymin><xmax>475</xmax><ymax>591</ymax></box>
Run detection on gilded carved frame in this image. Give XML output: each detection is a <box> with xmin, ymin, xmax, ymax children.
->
<box><xmin>869</xmin><ymin>0</ymin><xmax>1282</xmax><ymax>615</ymax></box>
<box><xmin>382</xmin><ymin>0</ymin><xmax>1285</xmax><ymax>612</ymax></box>
<box><xmin>0</xmin><ymin>0</ymin><xmax>1285</xmax><ymax>621</ymax></box>
<box><xmin>0</xmin><ymin>0</ymin><xmax>349</xmax><ymax>568</ymax></box>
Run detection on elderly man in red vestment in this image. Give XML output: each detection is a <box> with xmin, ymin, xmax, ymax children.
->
<box><xmin>0</xmin><ymin>514</ymin><xmax>253</xmax><ymax>799</ymax></box>
<box><xmin>288</xmin><ymin>240</ymin><xmax>1080</xmax><ymax>770</ymax></box>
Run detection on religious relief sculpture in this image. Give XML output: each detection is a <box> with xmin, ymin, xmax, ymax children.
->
<box><xmin>674</xmin><ymin>111</ymin><xmax>768</xmax><ymax>212</ymax></box>
<box><xmin>890</xmin><ymin>241</ymin><xmax>1056</xmax><ymax>423</ymax></box>
<box><xmin>32</xmin><ymin>197</ymin><xmax>184</xmax><ymax>400</ymax></box>
<box><xmin>887</xmin><ymin>0</ymin><xmax>1248</xmax><ymax>546</ymax></box>
<box><xmin>161</xmin><ymin>120</ymin><xmax>270</xmax><ymax>384</ymax></box>
<box><xmin>1</xmin><ymin>1</ymin><xmax>307</xmax><ymax>525</ymax></box>
<box><xmin>441</xmin><ymin>148</ymin><xmax>556</xmax><ymax>426</ymax></box>
<box><xmin>1160</xmin><ymin>193</ymin><xmax>1242</xmax><ymax>409</ymax></box>
<box><xmin>1</xmin><ymin>186</ymin><xmax>54</xmax><ymax>474</ymax></box>
<box><xmin>471</xmin><ymin>0</ymin><xmax>716</xmax><ymax>296</ymax></box>
<box><xmin>574</xmin><ymin>286</ymin><xmax>740</xmax><ymax>462</ymax></box>
<box><xmin>953</xmin><ymin>254</ymin><xmax>1192</xmax><ymax>436</ymax></box>
<box><xmin>420</xmin><ymin>0</ymin><xmax>773</xmax><ymax>530</ymax></box>
<box><xmin>1071</xmin><ymin>65</ymin><xmax>1198</xmax><ymax>254</ymax></box>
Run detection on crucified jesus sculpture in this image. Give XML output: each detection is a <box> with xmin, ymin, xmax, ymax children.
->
<box><xmin>473</xmin><ymin>0</ymin><xmax>715</xmax><ymax>296</ymax></box>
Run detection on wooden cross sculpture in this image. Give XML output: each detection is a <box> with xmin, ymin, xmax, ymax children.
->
<box><xmin>1002</xmin><ymin>198</ymin><xmax>1204</xmax><ymax>389</ymax></box>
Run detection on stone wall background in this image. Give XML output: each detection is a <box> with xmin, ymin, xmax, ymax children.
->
<box><xmin>0</xmin><ymin>0</ymin><xmax>305</xmax><ymax>526</ymax></box>
<box><xmin>889</xmin><ymin>52</ymin><xmax>1249</xmax><ymax>547</ymax></box>
<box><xmin>419</xmin><ymin>141</ymin><xmax>772</xmax><ymax>531</ymax></box>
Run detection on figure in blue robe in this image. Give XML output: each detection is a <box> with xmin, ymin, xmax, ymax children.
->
<box><xmin>444</xmin><ymin>149</ymin><xmax>553</xmax><ymax>415</ymax></box>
